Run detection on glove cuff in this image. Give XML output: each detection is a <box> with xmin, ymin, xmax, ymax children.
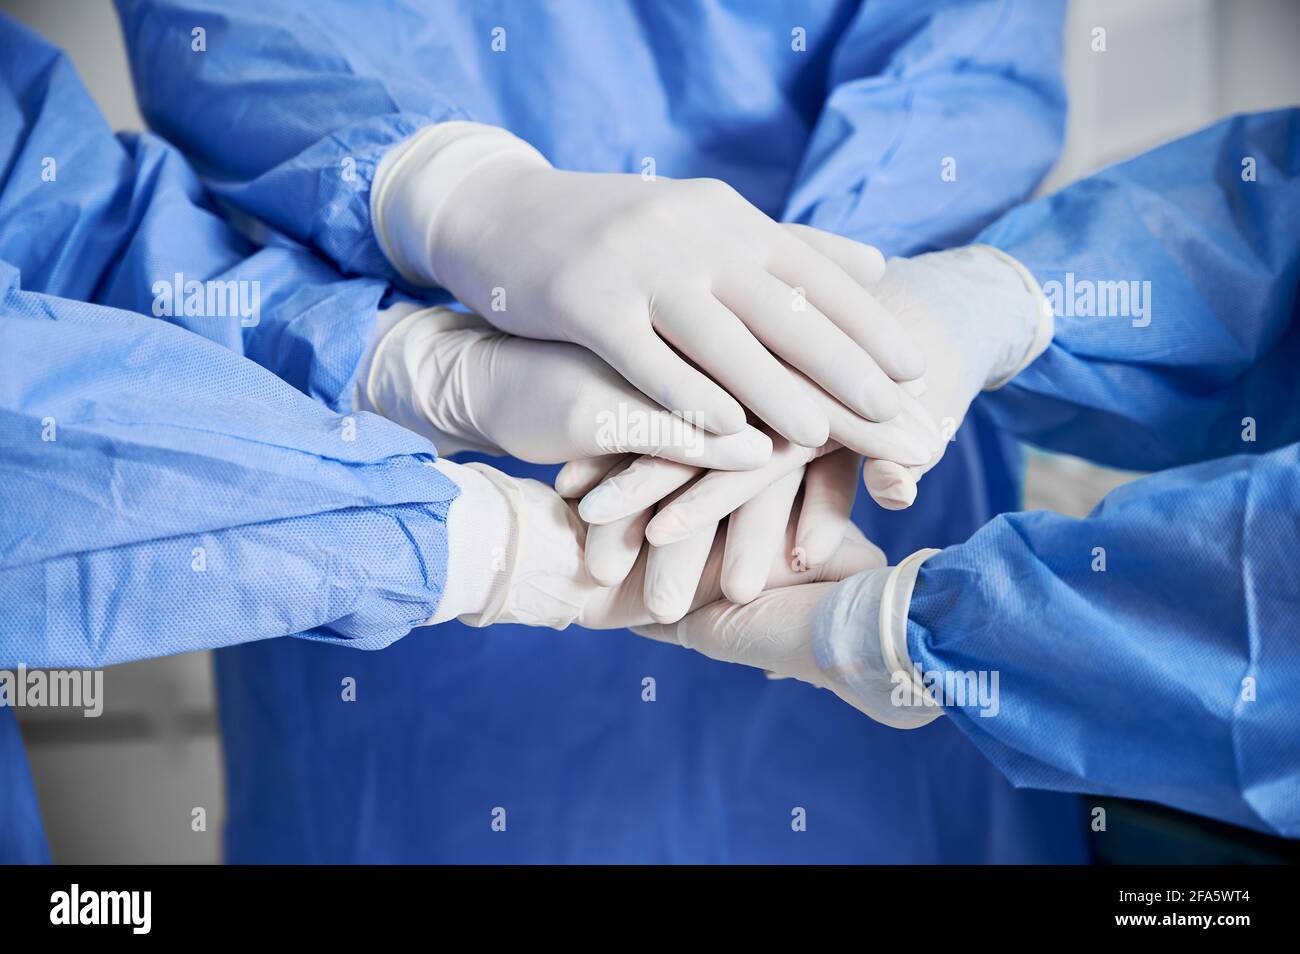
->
<box><xmin>423</xmin><ymin>459</ymin><xmax>517</xmax><ymax>626</ymax></box>
<box><xmin>878</xmin><ymin>548</ymin><xmax>943</xmax><ymax>706</ymax></box>
<box><xmin>813</xmin><ymin>548</ymin><xmax>944</xmax><ymax>728</ymax></box>
<box><xmin>971</xmin><ymin>245</ymin><xmax>1055</xmax><ymax>390</ymax></box>
<box><xmin>456</xmin><ymin>463</ymin><xmax>524</xmax><ymax>627</ymax></box>
<box><xmin>459</xmin><ymin>465</ymin><xmax>594</xmax><ymax>630</ymax></box>
<box><xmin>371</xmin><ymin>121</ymin><xmax>550</xmax><ymax>287</ymax></box>
<box><xmin>888</xmin><ymin>246</ymin><xmax>1052</xmax><ymax>396</ymax></box>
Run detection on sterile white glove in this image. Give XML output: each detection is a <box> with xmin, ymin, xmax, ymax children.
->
<box><xmin>356</xmin><ymin>303</ymin><xmax>772</xmax><ymax>469</ymax></box>
<box><xmin>429</xmin><ymin>459</ymin><xmax>884</xmax><ymax>631</ymax></box>
<box><xmin>544</xmin><ymin>218</ymin><xmax>950</xmax><ymax>609</ymax></box>
<box><xmin>635</xmin><ymin>549</ymin><xmax>944</xmax><ymax>729</ymax></box>
<box><xmin>856</xmin><ymin>246</ymin><xmax>1053</xmax><ymax>509</ymax></box>
<box><xmin>566</xmin><ymin>387</ymin><xmax>938</xmax><ymax>533</ymax></box>
<box><xmin>557</xmin><ymin>444</ymin><xmax>873</xmax><ymax>619</ymax></box>
<box><xmin>371</xmin><ymin>122</ymin><xmax>927</xmax><ymax>446</ymax></box>
<box><xmin>553</xmin><ymin>398</ymin><xmax>938</xmax><ymax>615</ymax></box>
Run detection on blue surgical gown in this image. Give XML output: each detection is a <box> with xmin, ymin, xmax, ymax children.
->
<box><xmin>0</xmin><ymin>16</ymin><xmax>461</xmax><ymax>860</ymax></box>
<box><xmin>113</xmin><ymin>0</ymin><xmax>1088</xmax><ymax>862</ymax></box>
<box><xmin>862</xmin><ymin>109</ymin><xmax>1299</xmax><ymax>837</ymax></box>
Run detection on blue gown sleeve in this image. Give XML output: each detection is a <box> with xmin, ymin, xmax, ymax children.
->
<box><xmin>113</xmin><ymin>0</ymin><xmax>467</xmax><ymax>281</ymax></box>
<box><xmin>978</xmin><ymin>109</ymin><xmax>1300</xmax><ymax>470</ymax></box>
<box><xmin>906</xmin><ymin>444</ymin><xmax>1300</xmax><ymax>837</ymax></box>
<box><xmin>0</xmin><ymin>14</ymin><xmax>390</xmax><ymax>412</ymax></box>
<box><xmin>781</xmin><ymin>0</ymin><xmax>1067</xmax><ymax>256</ymax></box>
<box><xmin>0</xmin><ymin>269</ymin><xmax>459</xmax><ymax>669</ymax></box>
<box><xmin>894</xmin><ymin>110</ymin><xmax>1300</xmax><ymax>837</ymax></box>
<box><xmin>0</xmin><ymin>18</ymin><xmax>459</xmax><ymax>667</ymax></box>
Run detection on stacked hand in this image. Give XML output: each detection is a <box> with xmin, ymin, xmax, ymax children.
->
<box><xmin>367</xmin><ymin>121</ymin><xmax>1051</xmax><ymax>725</ymax></box>
<box><xmin>632</xmin><ymin>248</ymin><xmax>1052</xmax><ymax>722</ymax></box>
<box><xmin>358</xmin><ymin>263</ymin><xmax>939</xmax><ymax>626</ymax></box>
<box><xmin>372</xmin><ymin>122</ymin><xmax>926</xmax><ymax>445</ymax></box>
<box><xmin>357</xmin><ymin>267</ymin><xmax>931</xmax><ymax>626</ymax></box>
<box><xmin>423</xmin><ymin>458</ymin><xmax>887</xmax><ymax>632</ymax></box>
<box><xmin>549</xmin><ymin>244</ymin><xmax>1053</xmax><ymax>626</ymax></box>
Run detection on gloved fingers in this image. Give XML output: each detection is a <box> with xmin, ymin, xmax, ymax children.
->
<box><xmin>638</xmin><ymin>492</ymin><xmax>882</xmax><ymax>630</ymax></box>
<box><xmin>721</xmin><ymin>467</ymin><xmax>805</xmax><ymax>604</ymax></box>
<box><xmin>712</xmin><ymin>268</ymin><xmax>899</xmax><ymax>423</ymax></box>
<box><xmin>644</xmin><ymin>436</ymin><xmax>825</xmax><ymax>546</ymax></box>
<box><xmin>672</xmin><ymin>424</ymin><xmax>773</xmax><ymax>471</ymax></box>
<box><xmin>651</xmin><ymin>292</ymin><xmax>829</xmax><ymax>449</ymax></box>
<box><xmin>827</xmin><ymin>390</ymin><xmax>941</xmax><ymax>465</ymax></box>
<box><xmin>782</xmin><ymin>363</ymin><xmax>939</xmax><ymax>465</ymax></box>
<box><xmin>554</xmin><ymin>345</ymin><xmax>772</xmax><ymax>466</ymax></box>
<box><xmin>555</xmin><ymin>455</ymin><xmax>627</xmax><ymax>498</ymax></box>
<box><xmin>583</xmin><ymin>407</ymin><xmax>773</xmax><ymax>470</ymax></box>
<box><xmin>597</xmin><ymin>324</ymin><xmax>748</xmax><ymax>437</ymax></box>
<box><xmin>634</xmin><ymin>582</ymin><xmax>842</xmax><ymax>689</ymax></box>
<box><xmin>547</xmin><ymin>330</ymin><xmax>778</xmax><ymax>467</ymax></box>
<box><xmin>584</xmin><ymin>506</ymin><xmax>653</xmax><ymax>586</ymax></box>
<box><xmin>766</xmin><ymin>519</ymin><xmax>885</xmax><ymax>589</ymax></box>
<box><xmin>575</xmin><ymin>456</ymin><xmax>647</xmax><ymax>586</ymax></box>
<box><xmin>781</xmin><ymin>223</ymin><xmax>886</xmax><ymax>287</ymax></box>
<box><xmin>643</xmin><ymin>517</ymin><xmax>721</xmax><ymax>625</ymax></box>
<box><xmin>793</xmin><ymin>449</ymin><xmax>861</xmax><ymax>571</ymax></box>
<box><xmin>807</xmin><ymin>521</ymin><xmax>888</xmax><ymax>582</ymax></box>
<box><xmin>862</xmin><ymin>458</ymin><xmax>922</xmax><ymax>511</ymax></box>
<box><xmin>781</xmin><ymin>224</ymin><xmax>928</xmax><ymax>397</ymax></box>
<box><xmin>579</xmin><ymin>456</ymin><xmax>701</xmax><ymax>525</ymax></box>
<box><xmin>767</xmin><ymin>228</ymin><xmax>926</xmax><ymax>385</ymax></box>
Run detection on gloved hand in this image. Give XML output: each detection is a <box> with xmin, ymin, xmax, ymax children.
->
<box><xmin>557</xmin><ymin>445</ymin><xmax>869</xmax><ymax>618</ymax></box>
<box><xmin>634</xmin><ymin>549</ymin><xmax>944</xmax><ymax>728</ymax></box>
<box><xmin>370</xmin><ymin>121</ymin><xmax>927</xmax><ymax>446</ymax></box>
<box><xmin>544</xmin><ymin>224</ymin><xmax>949</xmax><ymax>604</ymax></box>
<box><xmin>552</xmin><ymin>382</ymin><xmax>939</xmax><ymax>613</ymax></box>
<box><xmin>357</xmin><ymin>303</ymin><xmax>772</xmax><ymax>470</ymax></box>
<box><xmin>566</xmin><ymin>385</ymin><xmax>938</xmax><ymax>532</ymax></box>
<box><xmin>855</xmin><ymin>246</ymin><xmax>1053</xmax><ymax>509</ymax></box>
<box><xmin>430</xmin><ymin>458</ymin><xmax>885</xmax><ymax>631</ymax></box>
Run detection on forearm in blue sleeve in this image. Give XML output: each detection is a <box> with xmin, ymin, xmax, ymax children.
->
<box><xmin>114</xmin><ymin>0</ymin><xmax>467</xmax><ymax>280</ymax></box>
<box><xmin>906</xmin><ymin>443</ymin><xmax>1300</xmax><ymax>836</ymax></box>
<box><xmin>979</xmin><ymin>109</ymin><xmax>1300</xmax><ymax>470</ymax></box>
<box><xmin>0</xmin><ymin>275</ymin><xmax>460</xmax><ymax>668</ymax></box>
<box><xmin>782</xmin><ymin>0</ymin><xmax>1066</xmax><ymax>256</ymax></box>
<box><xmin>0</xmin><ymin>17</ymin><xmax>390</xmax><ymax>411</ymax></box>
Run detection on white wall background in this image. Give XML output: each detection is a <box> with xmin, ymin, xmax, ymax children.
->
<box><xmin>6</xmin><ymin>0</ymin><xmax>1300</xmax><ymax>863</ymax></box>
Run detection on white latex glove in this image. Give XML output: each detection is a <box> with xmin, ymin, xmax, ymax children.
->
<box><xmin>635</xmin><ymin>549</ymin><xmax>944</xmax><ymax>729</ymax></box>
<box><xmin>552</xmin><ymin>224</ymin><xmax>951</xmax><ymax>568</ymax></box>
<box><xmin>558</xmin><ymin>416</ymin><xmax>928</xmax><ymax>603</ymax></box>
<box><xmin>856</xmin><ymin>246</ymin><xmax>1053</xmax><ymax>509</ymax></box>
<box><xmin>559</xmin><ymin>448</ymin><xmax>873</xmax><ymax>619</ymax></box>
<box><xmin>357</xmin><ymin>304</ymin><xmax>771</xmax><ymax>470</ymax></box>
<box><xmin>557</xmin><ymin>385</ymin><xmax>939</xmax><ymax>576</ymax></box>
<box><xmin>430</xmin><ymin>460</ymin><xmax>883</xmax><ymax>631</ymax></box>
<box><xmin>567</xmin><ymin>380</ymin><xmax>939</xmax><ymax>522</ymax></box>
<box><xmin>371</xmin><ymin>122</ymin><xmax>927</xmax><ymax>446</ymax></box>
<box><xmin>634</xmin><ymin>488</ymin><xmax>888</xmax><ymax>626</ymax></box>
